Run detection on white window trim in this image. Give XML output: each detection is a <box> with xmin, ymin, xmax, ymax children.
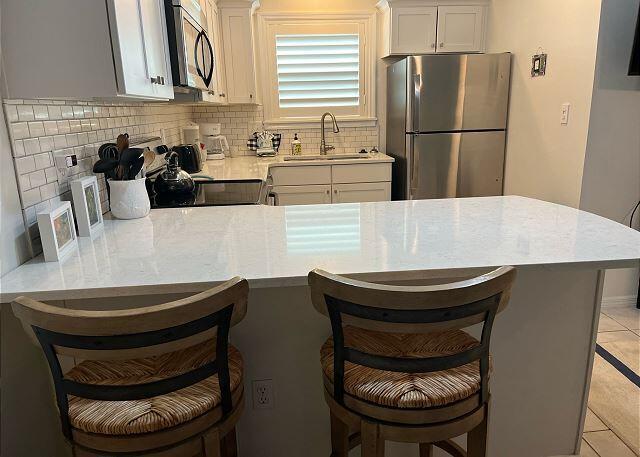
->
<box><xmin>256</xmin><ymin>12</ymin><xmax>377</xmax><ymax>128</ymax></box>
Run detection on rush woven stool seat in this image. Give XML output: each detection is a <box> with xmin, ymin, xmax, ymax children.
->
<box><xmin>11</xmin><ymin>277</ymin><xmax>249</xmax><ymax>457</ymax></box>
<box><xmin>309</xmin><ymin>267</ymin><xmax>516</xmax><ymax>457</ymax></box>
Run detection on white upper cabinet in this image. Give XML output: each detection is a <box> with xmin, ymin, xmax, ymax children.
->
<box><xmin>379</xmin><ymin>1</ymin><xmax>487</xmax><ymax>57</ymax></box>
<box><xmin>204</xmin><ymin>0</ymin><xmax>228</xmax><ymax>103</ymax></box>
<box><xmin>219</xmin><ymin>3</ymin><xmax>259</xmax><ymax>104</ymax></box>
<box><xmin>389</xmin><ymin>6</ymin><xmax>438</xmax><ymax>55</ymax></box>
<box><xmin>436</xmin><ymin>6</ymin><xmax>485</xmax><ymax>53</ymax></box>
<box><xmin>1</xmin><ymin>0</ymin><xmax>173</xmax><ymax>100</ymax></box>
<box><xmin>109</xmin><ymin>0</ymin><xmax>174</xmax><ymax>99</ymax></box>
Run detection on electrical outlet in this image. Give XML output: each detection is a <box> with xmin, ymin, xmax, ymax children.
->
<box><xmin>561</xmin><ymin>103</ymin><xmax>571</xmax><ymax>125</ymax></box>
<box><xmin>252</xmin><ymin>379</ymin><xmax>274</xmax><ymax>410</ymax></box>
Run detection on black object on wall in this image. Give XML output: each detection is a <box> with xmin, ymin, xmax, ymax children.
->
<box><xmin>630</xmin><ymin>4</ymin><xmax>640</xmax><ymax>75</ymax></box>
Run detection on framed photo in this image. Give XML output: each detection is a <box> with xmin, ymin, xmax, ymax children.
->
<box><xmin>71</xmin><ymin>176</ymin><xmax>103</xmax><ymax>236</ymax></box>
<box><xmin>37</xmin><ymin>201</ymin><xmax>78</xmax><ymax>262</ymax></box>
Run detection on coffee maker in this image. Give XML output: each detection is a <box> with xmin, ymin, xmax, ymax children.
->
<box><xmin>200</xmin><ymin>123</ymin><xmax>228</xmax><ymax>160</ymax></box>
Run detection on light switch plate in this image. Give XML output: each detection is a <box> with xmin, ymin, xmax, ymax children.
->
<box><xmin>532</xmin><ymin>54</ymin><xmax>547</xmax><ymax>77</ymax></box>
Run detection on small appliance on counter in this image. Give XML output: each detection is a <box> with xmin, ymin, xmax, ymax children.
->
<box><xmin>200</xmin><ymin>123</ymin><xmax>228</xmax><ymax>160</ymax></box>
<box><xmin>182</xmin><ymin>124</ymin><xmax>207</xmax><ymax>164</ymax></box>
<box><xmin>171</xmin><ymin>144</ymin><xmax>203</xmax><ymax>174</ymax></box>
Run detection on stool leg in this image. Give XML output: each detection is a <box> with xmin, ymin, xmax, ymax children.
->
<box><xmin>220</xmin><ymin>427</ymin><xmax>238</xmax><ymax>457</ymax></box>
<box><xmin>203</xmin><ymin>429</ymin><xmax>222</xmax><ymax>457</ymax></box>
<box><xmin>467</xmin><ymin>408</ymin><xmax>489</xmax><ymax>457</ymax></box>
<box><xmin>330</xmin><ymin>412</ymin><xmax>350</xmax><ymax>457</ymax></box>
<box><xmin>419</xmin><ymin>443</ymin><xmax>433</xmax><ymax>457</ymax></box>
<box><xmin>361</xmin><ymin>421</ymin><xmax>384</xmax><ymax>457</ymax></box>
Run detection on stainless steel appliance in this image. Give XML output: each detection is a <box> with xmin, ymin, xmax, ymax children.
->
<box><xmin>164</xmin><ymin>0</ymin><xmax>214</xmax><ymax>91</ymax></box>
<box><xmin>386</xmin><ymin>53</ymin><xmax>511</xmax><ymax>200</ymax></box>
<box><xmin>149</xmin><ymin>179</ymin><xmax>267</xmax><ymax>208</ymax></box>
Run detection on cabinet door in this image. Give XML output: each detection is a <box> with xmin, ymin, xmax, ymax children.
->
<box><xmin>332</xmin><ymin>182</ymin><xmax>391</xmax><ymax>204</ymax></box>
<box><xmin>209</xmin><ymin>2</ymin><xmax>228</xmax><ymax>103</ymax></box>
<box><xmin>108</xmin><ymin>0</ymin><xmax>155</xmax><ymax>98</ymax></box>
<box><xmin>220</xmin><ymin>7</ymin><xmax>258</xmax><ymax>104</ymax></box>
<box><xmin>271</xmin><ymin>185</ymin><xmax>332</xmax><ymax>206</ymax></box>
<box><xmin>390</xmin><ymin>7</ymin><xmax>437</xmax><ymax>55</ymax></box>
<box><xmin>436</xmin><ymin>6</ymin><xmax>485</xmax><ymax>53</ymax></box>
<box><xmin>139</xmin><ymin>0</ymin><xmax>174</xmax><ymax>99</ymax></box>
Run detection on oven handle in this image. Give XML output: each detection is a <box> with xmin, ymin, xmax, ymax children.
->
<box><xmin>194</xmin><ymin>30</ymin><xmax>214</xmax><ymax>88</ymax></box>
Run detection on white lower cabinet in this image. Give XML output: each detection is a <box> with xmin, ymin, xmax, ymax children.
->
<box><xmin>271</xmin><ymin>185</ymin><xmax>332</xmax><ymax>206</ymax></box>
<box><xmin>269</xmin><ymin>162</ymin><xmax>392</xmax><ymax>206</ymax></box>
<box><xmin>331</xmin><ymin>182</ymin><xmax>391</xmax><ymax>204</ymax></box>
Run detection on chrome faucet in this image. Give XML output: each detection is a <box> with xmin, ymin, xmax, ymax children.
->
<box><xmin>320</xmin><ymin>112</ymin><xmax>340</xmax><ymax>155</ymax></box>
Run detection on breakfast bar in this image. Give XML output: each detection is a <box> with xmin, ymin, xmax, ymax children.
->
<box><xmin>2</xmin><ymin>196</ymin><xmax>639</xmax><ymax>457</ymax></box>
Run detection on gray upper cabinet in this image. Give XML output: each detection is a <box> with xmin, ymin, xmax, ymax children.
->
<box><xmin>1</xmin><ymin>0</ymin><xmax>174</xmax><ymax>100</ymax></box>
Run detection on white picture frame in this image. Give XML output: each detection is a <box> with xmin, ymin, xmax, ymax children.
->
<box><xmin>37</xmin><ymin>201</ymin><xmax>78</xmax><ymax>262</ymax></box>
<box><xmin>71</xmin><ymin>176</ymin><xmax>103</xmax><ymax>237</ymax></box>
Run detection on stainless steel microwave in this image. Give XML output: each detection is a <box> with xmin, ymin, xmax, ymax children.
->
<box><xmin>164</xmin><ymin>0</ymin><xmax>214</xmax><ymax>91</ymax></box>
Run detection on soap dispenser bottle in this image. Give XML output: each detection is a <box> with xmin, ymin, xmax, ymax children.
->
<box><xmin>291</xmin><ymin>133</ymin><xmax>302</xmax><ymax>156</ymax></box>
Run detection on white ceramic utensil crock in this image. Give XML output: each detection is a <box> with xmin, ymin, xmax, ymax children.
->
<box><xmin>108</xmin><ymin>177</ymin><xmax>150</xmax><ymax>219</ymax></box>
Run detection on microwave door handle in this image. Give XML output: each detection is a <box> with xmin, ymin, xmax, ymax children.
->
<box><xmin>194</xmin><ymin>30</ymin><xmax>205</xmax><ymax>82</ymax></box>
<box><xmin>201</xmin><ymin>31</ymin><xmax>214</xmax><ymax>87</ymax></box>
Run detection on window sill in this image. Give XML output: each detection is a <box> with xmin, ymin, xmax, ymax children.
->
<box><xmin>263</xmin><ymin>117</ymin><xmax>378</xmax><ymax>130</ymax></box>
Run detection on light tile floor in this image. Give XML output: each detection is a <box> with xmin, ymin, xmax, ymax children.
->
<box><xmin>581</xmin><ymin>305</ymin><xmax>640</xmax><ymax>456</ymax></box>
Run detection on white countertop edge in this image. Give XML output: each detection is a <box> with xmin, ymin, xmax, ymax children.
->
<box><xmin>2</xmin><ymin>259</ymin><xmax>637</xmax><ymax>304</ymax></box>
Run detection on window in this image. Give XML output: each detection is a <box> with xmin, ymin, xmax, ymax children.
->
<box><xmin>275</xmin><ymin>34</ymin><xmax>360</xmax><ymax>109</ymax></box>
<box><xmin>258</xmin><ymin>14</ymin><xmax>376</xmax><ymax>126</ymax></box>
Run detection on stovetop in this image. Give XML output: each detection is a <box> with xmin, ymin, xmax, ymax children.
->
<box><xmin>149</xmin><ymin>179</ymin><xmax>267</xmax><ymax>209</ymax></box>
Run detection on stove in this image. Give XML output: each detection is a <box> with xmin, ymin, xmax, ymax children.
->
<box><xmin>149</xmin><ymin>179</ymin><xmax>267</xmax><ymax>209</ymax></box>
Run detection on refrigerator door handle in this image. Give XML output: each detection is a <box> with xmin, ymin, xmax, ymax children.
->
<box><xmin>409</xmin><ymin>135</ymin><xmax>419</xmax><ymax>199</ymax></box>
<box><xmin>412</xmin><ymin>74</ymin><xmax>421</xmax><ymax>132</ymax></box>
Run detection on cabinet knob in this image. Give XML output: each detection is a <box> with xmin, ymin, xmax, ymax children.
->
<box><xmin>439</xmin><ymin>42</ymin><xmax>445</xmax><ymax>48</ymax></box>
<box><xmin>431</xmin><ymin>43</ymin><xmax>436</xmax><ymax>49</ymax></box>
<box><xmin>326</xmin><ymin>190</ymin><xmax>330</xmax><ymax>195</ymax></box>
<box><xmin>150</xmin><ymin>76</ymin><xmax>159</xmax><ymax>84</ymax></box>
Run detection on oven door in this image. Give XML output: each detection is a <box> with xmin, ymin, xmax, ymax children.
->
<box><xmin>170</xmin><ymin>5</ymin><xmax>214</xmax><ymax>91</ymax></box>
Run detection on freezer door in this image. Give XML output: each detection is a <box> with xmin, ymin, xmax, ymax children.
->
<box><xmin>408</xmin><ymin>53</ymin><xmax>511</xmax><ymax>132</ymax></box>
<box><xmin>409</xmin><ymin>131</ymin><xmax>505</xmax><ymax>199</ymax></box>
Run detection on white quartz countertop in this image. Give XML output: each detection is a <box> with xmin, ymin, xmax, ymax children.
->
<box><xmin>1</xmin><ymin>196</ymin><xmax>639</xmax><ymax>302</ymax></box>
<box><xmin>194</xmin><ymin>153</ymin><xmax>394</xmax><ymax>181</ymax></box>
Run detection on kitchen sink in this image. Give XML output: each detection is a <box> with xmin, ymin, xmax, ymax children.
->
<box><xmin>283</xmin><ymin>154</ymin><xmax>371</xmax><ymax>161</ymax></box>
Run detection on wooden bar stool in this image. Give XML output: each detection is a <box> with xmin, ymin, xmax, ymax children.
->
<box><xmin>11</xmin><ymin>277</ymin><xmax>249</xmax><ymax>457</ymax></box>
<box><xmin>308</xmin><ymin>267</ymin><xmax>516</xmax><ymax>457</ymax></box>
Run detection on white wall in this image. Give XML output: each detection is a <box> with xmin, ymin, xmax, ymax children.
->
<box><xmin>487</xmin><ymin>0</ymin><xmax>603</xmax><ymax>208</ymax></box>
<box><xmin>580</xmin><ymin>0</ymin><xmax>640</xmax><ymax>303</ymax></box>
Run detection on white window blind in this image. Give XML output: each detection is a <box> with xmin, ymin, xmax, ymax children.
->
<box><xmin>275</xmin><ymin>34</ymin><xmax>360</xmax><ymax>109</ymax></box>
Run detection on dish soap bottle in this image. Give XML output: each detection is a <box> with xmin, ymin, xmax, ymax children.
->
<box><xmin>291</xmin><ymin>133</ymin><xmax>302</xmax><ymax>156</ymax></box>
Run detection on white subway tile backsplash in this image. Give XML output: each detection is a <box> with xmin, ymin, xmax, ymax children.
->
<box><xmin>66</xmin><ymin>134</ymin><xmax>79</xmax><ymax>147</ymax></box>
<box><xmin>40</xmin><ymin>182</ymin><xmax>58</xmax><ymax>200</ymax></box>
<box><xmin>33</xmin><ymin>105</ymin><xmax>49</xmax><ymax>120</ymax></box>
<box><xmin>18</xmin><ymin>174</ymin><xmax>31</xmax><ymax>191</ymax></box>
<box><xmin>12</xmin><ymin>122</ymin><xmax>30</xmax><ymax>140</ymax></box>
<box><xmin>5</xmin><ymin>105</ymin><xmax>19</xmax><ymax>122</ymax></box>
<box><xmin>13</xmin><ymin>140</ymin><xmax>25</xmax><ymax>157</ymax></box>
<box><xmin>45</xmin><ymin>167</ymin><xmax>57</xmax><ymax>183</ymax></box>
<box><xmin>28</xmin><ymin>170</ymin><xmax>47</xmax><ymax>188</ymax></box>
<box><xmin>17</xmin><ymin>105</ymin><xmax>35</xmax><ymax>121</ymax></box>
<box><xmin>23</xmin><ymin>138</ymin><xmax>41</xmax><ymax>155</ymax></box>
<box><xmin>53</xmin><ymin>134</ymin><xmax>68</xmax><ymax>150</ymax></box>
<box><xmin>72</xmin><ymin>106</ymin><xmax>84</xmax><ymax>118</ymax></box>
<box><xmin>43</xmin><ymin>120</ymin><xmax>58</xmax><ymax>135</ymax></box>
<box><xmin>22</xmin><ymin>188</ymin><xmax>41</xmax><ymax>207</ymax></box>
<box><xmin>47</xmin><ymin>105</ymin><xmax>62</xmax><ymax>120</ymax></box>
<box><xmin>28</xmin><ymin>121</ymin><xmax>45</xmax><ymax>137</ymax></box>
<box><xmin>15</xmin><ymin>156</ymin><xmax>36</xmax><ymax>175</ymax></box>
<box><xmin>61</xmin><ymin>105</ymin><xmax>74</xmax><ymax>119</ymax></box>
<box><xmin>33</xmin><ymin>152</ymin><xmax>52</xmax><ymax>170</ymax></box>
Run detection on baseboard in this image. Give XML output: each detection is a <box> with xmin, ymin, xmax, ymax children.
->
<box><xmin>601</xmin><ymin>295</ymin><xmax>638</xmax><ymax>308</ymax></box>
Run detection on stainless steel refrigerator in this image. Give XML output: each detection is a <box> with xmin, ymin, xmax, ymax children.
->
<box><xmin>386</xmin><ymin>53</ymin><xmax>511</xmax><ymax>200</ymax></box>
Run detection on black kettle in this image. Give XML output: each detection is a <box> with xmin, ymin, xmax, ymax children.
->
<box><xmin>153</xmin><ymin>152</ymin><xmax>195</xmax><ymax>196</ymax></box>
